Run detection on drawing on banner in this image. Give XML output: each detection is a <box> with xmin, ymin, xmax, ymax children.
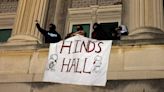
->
<box><xmin>47</xmin><ymin>54</ymin><xmax>58</xmax><ymax>71</ymax></box>
<box><xmin>92</xmin><ymin>55</ymin><xmax>102</xmax><ymax>73</ymax></box>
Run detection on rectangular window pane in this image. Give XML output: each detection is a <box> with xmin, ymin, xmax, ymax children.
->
<box><xmin>0</xmin><ymin>29</ymin><xmax>12</xmax><ymax>42</ymax></box>
<box><xmin>72</xmin><ymin>24</ymin><xmax>90</xmax><ymax>37</ymax></box>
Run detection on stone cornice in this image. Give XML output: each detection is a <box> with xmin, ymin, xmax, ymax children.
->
<box><xmin>0</xmin><ymin>13</ymin><xmax>16</xmax><ymax>29</ymax></box>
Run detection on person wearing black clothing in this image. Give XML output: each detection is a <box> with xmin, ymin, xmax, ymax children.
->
<box><xmin>36</xmin><ymin>22</ymin><xmax>61</xmax><ymax>43</ymax></box>
<box><xmin>91</xmin><ymin>23</ymin><xmax>108</xmax><ymax>40</ymax></box>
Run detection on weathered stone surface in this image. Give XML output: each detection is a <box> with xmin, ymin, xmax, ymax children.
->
<box><xmin>0</xmin><ymin>51</ymin><xmax>31</xmax><ymax>74</ymax></box>
<box><xmin>1</xmin><ymin>43</ymin><xmax>164</xmax><ymax>82</ymax></box>
<box><xmin>124</xmin><ymin>45</ymin><xmax>164</xmax><ymax>70</ymax></box>
<box><xmin>0</xmin><ymin>0</ymin><xmax>18</xmax><ymax>13</ymax></box>
<box><xmin>0</xmin><ymin>83</ymin><xmax>31</xmax><ymax>92</ymax></box>
<box><xmin>0</xmin><ymin>80</ymin><xmax>164</xmax><ymax>92</ymax></box>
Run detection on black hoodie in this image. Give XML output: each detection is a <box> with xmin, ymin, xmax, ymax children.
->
<box><xmin>36</xmin><ymin>23</ymin><xmax>61</xmax><ymax>43</ymax></box>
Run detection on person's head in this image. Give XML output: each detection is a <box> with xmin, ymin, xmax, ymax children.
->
<box><xmin>76</xmin><ymin>25</ymin><xmax>83</xmax><ymax>31</ymax></box>
<box><xmin>72</xmin><ymin>25</ymin><xmax>85</xmax><ymax>36</ymax></box>
<box><xmin>118</xmin><ymin>26</ymin><xmax>122</xmax><ymax>30</ymax></box>
<box><xmin>115</xmin><ymin>26</ymin><xmax>122</xmax><ymax>32</ymax></box>
<box><xmin>93</xmin><ymin>23</ymin><xmax>99</xmax><ymax>29</ymax></box>
<box><xmin>49</xmin><ymin>23</ymin><xmax>56</xmax><ymax>30</ymax></box>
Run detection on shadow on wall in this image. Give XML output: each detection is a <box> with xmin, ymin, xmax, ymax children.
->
<box><xmin>102</xmin><ymin>80</ymin><xmax>164</xmax><ymax>92</ymax></box>
<box><xmin>24</xmin><ymin>79</ymin><xmax>164</xmax><ymax>92</ymax></box>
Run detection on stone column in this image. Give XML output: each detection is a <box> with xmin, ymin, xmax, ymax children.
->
<box><xmin>53</xmin><ymin>0</ymin><xmax>68</xmax><ymax>38</ymax></box>
<box><xmin>54</xmin><ymin>0</ymin><xmax>62</xmax><ymax>25</ymax></box>
<box><xmin>122</xmin><ymin>0</ymin><xmax>164</xmax><ymax>40</ymax></box>
<box><xmin>8</xmin><ymin>0</ymin><xmax>49</xmax><ymax>43</ymax></box>
<box><xmin>90</xmin><ymin>5</ymin><xmax>98</xmax><ymax>34</ymax></box>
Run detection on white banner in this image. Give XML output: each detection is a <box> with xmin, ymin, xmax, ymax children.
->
<box><xmin>43</xmin><ymin>35</ymin><xmax>112</xmax><ymax>86</ymax></box>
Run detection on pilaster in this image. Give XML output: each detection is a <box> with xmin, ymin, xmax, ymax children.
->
<box><xmin>122</xmin><ymin>0</ymin><xmax>164</xmax><ymax>40</ymax></box>
<box><xmin>8</xmin><ymin>0</ymin><xmax>49</xmax><ymax>43</ymax></box>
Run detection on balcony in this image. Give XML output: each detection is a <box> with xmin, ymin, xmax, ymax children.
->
<box><xmin>0</xmin><ymin>39</ymin><xmax>164</xmax><ymax>82</ymax></box>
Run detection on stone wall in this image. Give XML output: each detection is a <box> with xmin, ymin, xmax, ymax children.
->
<box><xmin>71</xmin><ymin>0</ymin><xmax>122</xmax><ymax>8</ymax></box>
<box><xmin>1</xmin><ymin>41</ymin><xmax>164</xmax><ymax>81</ymax></box>
<box><xmin>0</xmin><ymin>0</ymin><xmax>18</xmax><ymax>13</ymax></box>
<box><xmin>0</xmin><ymin>0</ymin><xmax>18</xmax><ymax>29</ymax></box>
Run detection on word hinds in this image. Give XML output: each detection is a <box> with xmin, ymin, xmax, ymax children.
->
<box><xmin>60</xmin><ymin>40</ymin><xmax>104</xmax><ymax>54</ymax></box>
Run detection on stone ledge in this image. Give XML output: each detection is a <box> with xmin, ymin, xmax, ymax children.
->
<box><xmin>113</xmin><ymin>39</ymin><xmax>164</xmax><ymax>46</ymax></box>
<box><xmin>0</xmin><ymin>74</ymin><xmax>43</xmax><ymax>83</ymax></box>
<box><xmin>1</xmin><ymin>70</ymin><xmax>164</xmax><ymax>83</ymax></box>
<box><xmin>108</xmin><ymin>71</ymin><xmax>164</xmax><ymax>80</ymax></box>
<box><xmin>0</xmin><ymin>41</ymin><xmax>39</xmax><ymax>50</ymax></box>
<box><xmin>1</xmin><ymin>39</ymin><xmax>164</xmax><ymax>50</ymax></box>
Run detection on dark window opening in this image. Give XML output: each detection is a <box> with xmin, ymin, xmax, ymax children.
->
<box><xmin>100</xmin><ymin>22</ymin><xmax>119</xmax><ymax>39</ymax></box>
<box><xmin>100</xmin><ymin>22</ymin><xmax>118</xmax><ymax>32</ymax></box>
<box><xmin>0</xmin><ymin>29</ymin><xmax>12</xmax><ymax>42</ymax></box>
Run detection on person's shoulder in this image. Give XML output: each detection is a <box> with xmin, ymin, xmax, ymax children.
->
<box><xmin>120</xmin><ymin>25</ymin><xmax>126</xmax><ymax>28</ymax></box>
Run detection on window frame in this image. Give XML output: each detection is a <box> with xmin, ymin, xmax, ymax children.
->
<box><xmin>0</xmin><ymin>29</ymin><xmax>12</xmax><ymax>42</ymax></box>
<box><xmin>68</xmin><ymin>22</ymin><xmax>92</xmax><ymax>37</ymax></box>
<box><xmin>65</xmin><ymin>5</ymin><xmax>122</xmax><ymax>38</ymax></box>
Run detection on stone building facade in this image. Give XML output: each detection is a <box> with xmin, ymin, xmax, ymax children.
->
<box><xmin>0</xmin><ymin>0</ymin><xmax>164</xmax><ymax>92</ymax></box>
